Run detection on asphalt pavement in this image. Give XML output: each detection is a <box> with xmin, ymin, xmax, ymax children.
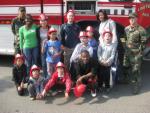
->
<box><xmin>0</xmin><ymin>55</ymin><xmax>150</xmax><ymax>113</ymax></box>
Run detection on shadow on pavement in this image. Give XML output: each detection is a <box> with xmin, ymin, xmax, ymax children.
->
<box><xmin>0</xmin><ymin>76</ymin><xmax>14</xmax><ymax>93</ymax></box>
<box><xmin>0</xmin><ymin>55</ymin><xmax>13</xmax><ymax>67</ymax></box>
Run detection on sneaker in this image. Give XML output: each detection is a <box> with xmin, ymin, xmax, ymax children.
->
<box><xmin>51</xmin><ymin>91</ymin><xmax>58</xmax><ymax>96</ymax></box>
<box><xmin>91</xmin><ymin>89</ymin><xmax>97</xmax><ymax>97</ymax></box>
<box><xmin>30</xmin><ymin>97</ymin><xmax>35</xmax><ymax>101</ymax></box>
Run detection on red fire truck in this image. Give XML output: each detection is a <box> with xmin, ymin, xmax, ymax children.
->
<box><xmin>0</xmin><ymin>0</ymin><xmax>150</xmax><ymax>55</ymax></box>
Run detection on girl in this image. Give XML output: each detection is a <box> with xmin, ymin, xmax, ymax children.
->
<box><xmin>44</xmin><ymin>27</ymin><xmax>62</xmax><ymax>79</ymax></box>
<box><xmin>36</xmin><ymin>13</ymin><xmax>50</xmax><ymax>78</ymax></box>
<box><xmin>13</xmin><ymin>54</ymin><xmax>27</xmax><ymax>96</ymax></box>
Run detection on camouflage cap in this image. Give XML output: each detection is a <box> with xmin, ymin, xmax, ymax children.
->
<box><xmin>18</xmin><ymin>6</ymin><xmax>26</xmax><ymax>12</ymax></box>
<box><xmin>128</xmin><ymin>12</ymin><xmax>138</xmax><ymax>18</ymax></box>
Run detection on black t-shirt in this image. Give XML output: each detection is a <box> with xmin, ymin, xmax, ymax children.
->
<box><xmin>60</xmin><ymin>23</ymin><xmax>80</xmax><ymax>48</ymax></box>
<box><xmin>75</xmin><ymin>58</ymin><xmax>98</xmax><ymax>77</ymax></box>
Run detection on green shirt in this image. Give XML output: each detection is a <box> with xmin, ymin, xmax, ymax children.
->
<box><xmin>19</xmin><ymin>24</ymin><xmax>38</xmax><ymax>49</ymax></box>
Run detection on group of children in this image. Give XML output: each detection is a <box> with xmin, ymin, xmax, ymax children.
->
<box><xmin>12</xmin><ymin>25</ymin><xmax>117</xmax><ymax>100</ymax></box>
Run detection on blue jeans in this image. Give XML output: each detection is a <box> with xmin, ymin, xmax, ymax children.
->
<box><xmin>23</xmin><ymin>47</ymin><xmax>39</xmax><ymax>75</ymax></box>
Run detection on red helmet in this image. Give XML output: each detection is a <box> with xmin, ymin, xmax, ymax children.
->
<box><xmin>79</xmin><ymin>31</ymin><xmax>88</xmax><ymax>38</ymax></box>
<box><xmin>74</xmin><ymin>84</ymin><xmax>86</xmax><ymax>97</ymax></box>
<box><xmin>39</xmin><ymin>13</ymin><xmax>48</xmax><ymax>20</ymax></box>
<box><xmin>48</xmin><ymin>27</ymin><xmax>57</xmax><ymax>35</ymax></box>
<box><xmin>86</xmin><ymin>26</ymin><xmax>94</xmax><ymax>32</ymax></box>
<box><xmin>14</xmin><ymin>54</ymin><xmax>24</xmax><ymax>64</ymax></box>
<box><xmin>56</xmin><ymin>62</ymin><xmax>65</xmax><ymax>68</ymax></box>
<box><xmin>66</xmin><ymin>9</ymin><xmax>75</xmax><ymax>16</ymax></box>
<box><xmin>102</xmin><ymin>29</ymin><xmax>113</xmax><ymax>38</ymax></box>
<box><xmin>30</xmin><ymin>65</ymin><xmax>40</xmax><ymax>77</ymax></box>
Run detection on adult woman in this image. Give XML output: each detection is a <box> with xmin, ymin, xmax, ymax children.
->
<box><xmin>36</xmin><ymin>14</ymin><xmax>50</xmax><ymax>78</ymax></box>
<box><xmin>96</xmin><ymin>9</ymin><xmax>117</xmax><ymax>45</ymax></box>
<box><xmin>19</xmin><ymin>14</ymin><xmax>39</xmax><ymax>75</ymax></box>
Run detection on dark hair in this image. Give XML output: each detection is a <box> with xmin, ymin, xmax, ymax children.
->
<box><xmin>81</xmin><ymin>50</ymin><xmax>90</xmax><ymax>56</ymax></box>
<box><xmin>96</xmin><ymin>9</ymin><xmax>108</xmax><ymax>22</ymax></box>
<box><xmin>25</xmin><ymin>14</ymin><xmax>33</xmax><ymax>22</ymax></box>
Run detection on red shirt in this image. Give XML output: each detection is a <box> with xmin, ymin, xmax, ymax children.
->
<box><xmin>44</xmin><ymin>71</ymin><xmax>72</xmax><ymax>93</ymax></box>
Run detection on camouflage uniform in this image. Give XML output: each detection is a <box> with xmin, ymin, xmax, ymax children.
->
<box><xmin>11</xmin><ymin>7</ymin><xmax>26</xmax><ymax>54</ymax></box>
<box><xmin>123</xmin><ymin>13</ymin><xmax>147</xmax><ymax>94</ymax></box>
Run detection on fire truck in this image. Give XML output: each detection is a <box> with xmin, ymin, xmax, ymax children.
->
<box><xmin>0</xmin><ymin>0</ymin><xmax>150</xmax><ymax>55</ymax></box>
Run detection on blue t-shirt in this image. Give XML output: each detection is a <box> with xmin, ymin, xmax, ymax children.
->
<box><xmin>88</xmin><ymin>38</ymin><xmax>98</xmax><ymax>59</ymax></box>
<box><xmin>45</xmin><ymin>40</ymin><xmax>61</xmax><ymax>63</ymax></box>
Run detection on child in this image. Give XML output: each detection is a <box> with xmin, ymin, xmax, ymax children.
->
<box><xmin>74</xmin><ymin>50</ymin><xmax>98</xmax><ymax>97</ymax></box>
<box><xmin>44</xmin><ymin>27</ymin><xmax>62</xmax><ymax>79</ymax></box>
<box><xmin>70</xmin><ymin>31</ymin><xmax>93</xmax><ymax>64</ymax></box>
<box><xmin>28</xmin><ymin>65</ymin><xmax>44</xmax><ymax>100</ymax></box>
<box><xmin>13</xmin><ymin>54</ymin><xmax>27</xmax><ymax>96</ymax></box>
<box><xmin>97</xmin><ymin>30</ymin><xmax>117</xmax><ymax>92</ymax></box>
<box><xmin>42</xmin><ymin>62</ymin><xmax>72</xmax><ymax>99</ymax></box>
<box><xmin>86</xmin><ymin>26</ymin><xmax>98</xmax><ymax>59</ymax></box>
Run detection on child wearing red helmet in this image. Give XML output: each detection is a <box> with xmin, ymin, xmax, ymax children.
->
<box><xmin>28</xmin><ymin>65</ymin><xmax>44</xmax><ymax>100</ymax></box>
<box><xmin>13</xmin><ymin>54</ymin><xmax>27</xmax><ymax>96</ymax></box>
<box><xmin>42</xmin><ymin>62</ymin><xmax>72</xmax><ymax>99</ymax></box>
<box><xmin>43</xmin><ymin>27</ymin><xmax>62</xmax><ymax>79</ymax></box>
<box><xmin>86</xmin><ymin>26</ymin><xmax>98</xmax><ymax>59</ymax></box>
<box><xmin>97</xmin><ymin>30</ymin><xmax>117</xmax><ymax>92</ymax></box>
<box><xmin>70</xmin><ymin>31</ymin><xmax>93</xmax><ymax>63</ymax></box>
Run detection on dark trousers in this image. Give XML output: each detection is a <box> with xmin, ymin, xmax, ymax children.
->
<box><xmin>16</xmin><ymin>86</ymin><xmax>25</xmax><ymax>96</ymax></box>
<box><xmin>98</xmin><ymin>65</ymin><xmax>111</xmax><ymax>88</ymax></box>
<box><xmin>28</xmin><ymin>84</ymin><xmax>37</xmax><ymax>97</ymax></box>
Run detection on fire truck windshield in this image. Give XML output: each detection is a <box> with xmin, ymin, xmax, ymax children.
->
<box><xmin>140</xmin><ymin>0</ymin><xmax>150</xmax><ymax>2</ymax></box>
<box><xmin>109</xmin><ymin>0</ymin><xmax>133</xmax><ymax>1</ymax></box>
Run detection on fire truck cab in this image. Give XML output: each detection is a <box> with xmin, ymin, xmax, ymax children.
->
<box><xmin>0</xmin><ymin>0</ymin><xmax>149</xmax><ymax>55</ymax></box>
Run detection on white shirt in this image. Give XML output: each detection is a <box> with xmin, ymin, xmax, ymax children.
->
<box><xmin>99</xmin><ymin>19</ymin><xmax>118</xmax><ymax>46</ymax></box>
<box><xmin>70</xmin><ymin>43</ymin><xmax>93</xmax><ymax>63</ymax></box>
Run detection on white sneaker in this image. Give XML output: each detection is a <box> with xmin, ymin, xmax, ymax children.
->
<box><xmin>91</xmin><ymin>89</ymin><xmax>97</xmax><ymax>97</ymax></box>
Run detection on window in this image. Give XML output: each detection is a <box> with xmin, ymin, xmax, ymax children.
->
<box><xmin>105</xmin><ymin>9</ymin><xmax>110</xmax><ymax>15</ymax></box>
<box><xmin>140</xmin><ymin>0</ymin><xmax>150</xmax><ymax>2</ymax></box>
<box><xmin>114</xmin><ymin>9</ymin><xmax>118</xmax><ymax>15</ymax></box>
<box><xmin>67</xmin><ymin>1</ymin><xmax>96</xmax><ymax>14</ymax></box>
<box><xmin>109</xmin><ymin>0</ymin><xmax>133</xmax><ymax>2</ymax></box>
<box><xmin>121</xmin><ymin>10</ymin><xmax>125</xmax><ymax>15</ymax></box>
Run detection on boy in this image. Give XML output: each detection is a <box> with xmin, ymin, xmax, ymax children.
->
<box><xmin>97</xmin><ymin>30</ymin><xmax>117</xmax><ymax>92</ymax></box>
<box><xmin>42</xmin><ymin>62</ymin><xmax>72</xmax><ymax>99</ymax></box>
<box><xmin>28</xmin><ymin>65</ymin><xmax>44</xmax><ymax>100</ymax></box>
<box><xmin>70</xmin><ymin>31</ymin><xmax>93</xmax><ymax>64</ymax></box>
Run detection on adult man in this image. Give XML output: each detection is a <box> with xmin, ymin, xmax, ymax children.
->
<box><xmin>60</xmin><ymin>10</ymin><xmax>80</xmax><ymax>69</ymax></box>
<box><xmin>11</xmin><ymin>6</ymin><xmax>26</xmax><ymax>54</ymax></box>
<box><xmin>123</xmin><ymin>12</ymin><xmax>147</xmax><ymax>94</ymax></box>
